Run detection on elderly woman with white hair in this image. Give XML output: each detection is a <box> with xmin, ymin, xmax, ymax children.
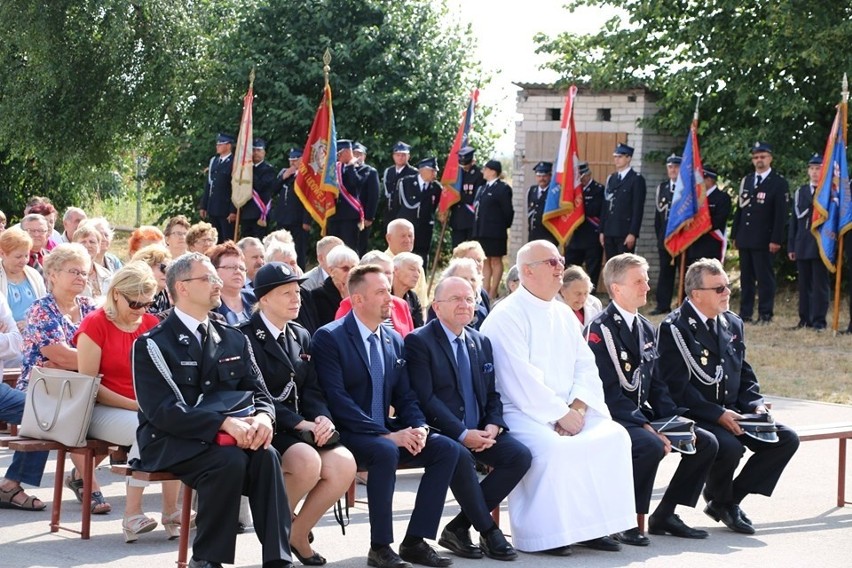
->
<box><xmin>557</xmin><ymin>265</ymin><xmax>602</xmax><ymax>327</ymax></box>
<box><xmin>428</xmin><ymin>257</ymin><xmax>489</xmax><ymax>330</ymax></box>
<box><xmin>266</xmin><ymin>241</ymin><xmax>302</xmax><ymax>276</ymax></box>
<box><xmin>310</xmin><ymin>245</ymin><xmax>359</xmax><ymax>329</ymax></box>
<box><xmin>391</xmin><ymin>252</ymin><xmax>424</xmax><ymax>328</ymax></box>
<box><xmin>72</xmin><ymin>221</ymin><xmax>112</xmax><ymax>301</ymax></box>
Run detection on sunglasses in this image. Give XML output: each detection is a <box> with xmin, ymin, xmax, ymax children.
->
<box><xmin>527</xmin><ymin>257</ymin><xmax>565</xmax><ymax>268</ymax></box>
<box><xmin>121</xmin><ymin>294</ymin><xmax>155</xmax><ymax>310</ymax></box>
<box><xmin>696</xmin><ymin>284</ymin><xmax>730</xmax><ymax>294</ymax></box>
<box><xmin>159</xmin><ymin>263</ymin><xmax>169</xmax><ymax>274</ymax></box>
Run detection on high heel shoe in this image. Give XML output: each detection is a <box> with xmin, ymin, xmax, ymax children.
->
<box><xmin>291</xmin><ymin>544</ymin><xmax>327</xmax><ymax>566</ymax></box>
<box><xmin>162</xmin><ymin>510</ymin><xmax>197</xmax><ymax>540</ymax></box>
<box><xmin>123</xmin><ymin>514</ymin><xmax>158</xmax><ymax>543</ymax></box>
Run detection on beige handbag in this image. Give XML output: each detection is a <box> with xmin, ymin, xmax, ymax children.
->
<box><xmin>20</xmin><ymin>367</ymin><xmax>101</xmax><ymax>447</ymax></box>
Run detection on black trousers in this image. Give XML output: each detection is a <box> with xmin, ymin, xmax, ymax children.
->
<box><xmin>210</xmin><ymin>215</ymin><xmax>234</xmax><ymax>243</ymax></box>
<box><xmin>238</xmin><ymin>218</ymin><xmax>267</xmax><ymax>240</ymax></box>
<box><xmin>738</xmin><ymin>248</ymin><xmax>777</xmax><ymax>321</ymax></box>
<box><xmin>622</xmin><ymin>423</ymin><xmax>718</xmax><ymax>514</ymax></box>
<box><xmin>697</xmin><ymin>421</ymin><xmax>799</xmax><ymax>506</ymax></box>
<box><xmin>341</xmin><ymin>431</ymin><xmax>459</xmax><ymax>546</ymax></box>
<box><xmin>565</xmin><ymin>243</ymin><xmax>604</xmax><ymax>289</ymax></box>
<box><xmin>326</xmin><ymin>218</ymin><xmax>360</xmax><ymax>251</ymax></box>
<box><xmin>603</xmin><ymin>236</ymin><xmax>636</xmax><ymax>261</ymax></box>
<box><xmin>168</xmin><ymin>445</ymin><xmax>291</xmax><ymax>565</ymax></box>
<box><xmin>655</xmin><ymin>248</ymin><xmax>678</xmax><ymax>312</ymax></box>
<box><xmin>451</xmin><ymin>228</ymin><xmax>474</xmax><ymax>248</ymax></box>
<box><xmin>451</xmin><ymin>432</ymin><xmax>531</xmax><ymax>531</ymax></box>
<box><xmin>796</xmin><ymin>258</ymin><xmax>829</xmax><ymax>328</ymax></box>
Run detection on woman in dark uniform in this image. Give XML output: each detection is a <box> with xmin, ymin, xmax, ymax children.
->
<box><xmin>473</xmin><ymin>160</ymin><xmax>514</xmax><ymax>299</ymax></box>
<box><xmin>238</xmin><ymin>262</ymin><xmax>356</xmax><ymax>566</ymax></box>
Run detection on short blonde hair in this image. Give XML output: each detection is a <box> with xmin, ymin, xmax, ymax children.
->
<box><xmin>186</xmin><ymin>222</ymin><xmax>217</xmax><ymax>249</ymax></box>
<box><xmin>131</xmin><ymin>244</ymin><xmax>172</xmax><ymax>267</ymax></box>
<box><xmin>103</xmin><ymin>261</ymin><xmax>157</xmax><ymax>320</ymax></box>
<box><xmin>43</xmin><ymin>243</ymin><xmax>91</xmax><ymax>284</ymax></box>
<box><xmin>0</xmin><ymin>228</ymin><xmax>33</xmax><ymax>254</ymax></box>
<box><xmin>452</xmin><ymin>241</ymin><xmax>486</xmax><ymax>260</ymax></box>
<box><xmin>263</xmin><ymin>229</ymin><xmax>294</xmax><ymax>248</ymax></box>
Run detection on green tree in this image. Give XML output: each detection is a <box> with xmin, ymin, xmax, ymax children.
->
<box><xmin>146</xmin><ymin>0</ymin><xmax>492</xmax><ymax>225</ymax></box>
<box><xmin>536</xmin><ymin>1</ymin><xmax>852</xmax><ymax>182</ymax></box>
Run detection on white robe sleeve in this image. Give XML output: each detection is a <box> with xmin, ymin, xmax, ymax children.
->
<box><xmin>481</xmin><ymin>300</ymin><xmax>571</xmax><ymax>425</ymax></box>
<box><xmin>564</xmin><ymin>315</ymin><xmax>610</xmax><ymax>418</ymax></box>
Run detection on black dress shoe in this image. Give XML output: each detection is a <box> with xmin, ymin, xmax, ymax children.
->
<box><xmin>292</xmin><ymin>544</ymin><xmax>327</xmax><ymax>566</ymax></box>
<box><xmin>438</xmin><ymin>526</ymin><xmax>482</xmax><ymax>559</ymax></box>
<box><xmin>576</xmin><ymin>536</ymin><xmax>621</xmax><ymax>552</ymax></box>
<box><xmin>704</xmin><ymin>501</ymin><xmax>755</xmax><ymax>534</ymax></box>
<box><xmin>648</xmin><ymin>513</ymin><xmax>709</xmax><ymax>539</ymax></box>
<box><xmin>399</xmin><ymin>541</ymin><xmax>453</xmax><ymax>567</ymax></box>
<box><xmin>479</xmin><ymin>529</ymin><xmax>518</xmax><ymax>561</ymax></box>
<box><xmin>613</xmin><ymin>527</ymin><xmax>650</xmax><ymax>546</ymax></box>
<box><xmin>541</xmin><ymin>545</ymin><xmax>572</xmax><ymax>556</ymax></box>
<box><xmin>732</xmin><ymin>504</ymin><xmax>752</xmax><ymax>526</ymax></box>
<box><xmin>368</xmin><ymin>547</ymin><xmax>413</xmax><ymax>568</ymax></box>
<box><xmin>188</xmin><ymin>558</ymin><xmax>224</xmax><ymax>568</ymax></box>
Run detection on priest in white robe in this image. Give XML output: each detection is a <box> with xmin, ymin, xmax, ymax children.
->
<box><xmin>480</xmin><ymin>240</ymin><xmax>635</xmax><ymax>555</ymax></box>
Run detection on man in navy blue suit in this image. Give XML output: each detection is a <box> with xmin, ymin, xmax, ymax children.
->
<box><xmin>313</xmin><ymin>265</ymin><xmax>459</xmax><ymax>568</ymax></box>
<box><xmin>406</xmin><ymin>276</ymin><xmax>530</xmax><ymax>561</ymax></box>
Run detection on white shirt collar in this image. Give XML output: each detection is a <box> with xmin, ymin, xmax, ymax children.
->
<box><xmin>755</xmin><ymin>167</ymin><xmax>772</xmax><ymax>180</ymax></box>
<box><xmin>174</xmin><ymin>306</ymin><xmax>209</xmax><ymax>344</ymax></box>
<box><xmin>687</xmin><ymin>299</ymin><xmax>713</xmax><ymax>325</ymax></box>
<box><xmin>259</xmin><ymin>311</ymin><xmax>285</xmax><ymax>341</ymax></box>
<box><xmin>611</xmin><ymin>300</ymin><xmax>637</xmax><ymax>330</ymax></box>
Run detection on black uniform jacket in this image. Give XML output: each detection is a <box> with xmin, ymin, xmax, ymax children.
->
<box><xmin>473</xmin><ymin>180</ymin><xmax>514</xmax><ymax>239</ymax></box>
<box><xmin>451</xmin><ymin>165</ymin><xmax>484</xmax><ymax>231</ymax></box>
<box><xmin>788</xmin><ymin>184</ymin><xmax>820</xmax><ymax>260</ymax></box>
<box><xmin>731</xmin><ymin>170</ymin><xmax>789</xmax><ymax>248</ymax></box>
<box><xmin>586</xmin><ymin>303</ymin><xmax>680</xmax><ymax>427</ymax></box>
<box><xmin>601</xmin><ymin>168</ymin><xmax>647</xmax><ymax>237</ymax></box>
<box><xmin>656</xmin><ymin>301</ymin><xmax>764</xmax><ymax>425</ymax></box>
<box><xmin>132</xmin><ymin>312</ymin><xmax>276</xmax><ymax>472</ymax></box>
<box><xmin>566</xmin><ymin>179</ymin><xmax>604</xmax><ymax>250</ymax></box>
<box><xmin>238</xmin><ymin>313</ymin><xmax>330</xmax><ymax>432</ymax></box>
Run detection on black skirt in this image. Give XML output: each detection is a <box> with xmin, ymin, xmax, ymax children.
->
<box><xmin>478</xmin><ymin>237</ymin><xmax>507</xmax><ymax>257</ymax></box>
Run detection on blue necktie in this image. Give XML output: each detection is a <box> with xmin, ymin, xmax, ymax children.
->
<box><xmin>368</xmin><ymin>334</ymin><xmax>385</xmax><ymax>424</ymax></box>
<box><xmin>455</xmin><ymin>337</ymin><xmax>479</xmax><ymax>429</ymax></box>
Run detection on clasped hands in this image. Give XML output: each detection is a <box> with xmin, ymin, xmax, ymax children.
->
<box><xmin>462</xmin><ymin>424</ymin><xmax>501</xmax><ymax>452</ymax></box>
<box><xmin>384</xmin><ymin>426</ymin><xmax>429</xmax><ymax>455</ymax></box>
<box><xmin>299</xmin><ymin>415</ymin><xmax>338</xmax><ymax>447</ymax></box>
<box><xmin>555</xmin><ymin>402</ymin><xmax>587</xmax><ymax>436</ymax></box>
<box><xmin>221</xmin><ymin>414</ymin><xmax>274</xmax><ymax>450</ymax></box>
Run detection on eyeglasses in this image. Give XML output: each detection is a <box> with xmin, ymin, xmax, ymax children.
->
<box><xmin>62</xmin><ymin>268</ymin><xmax>88</xmax><ymax>278</ymax></box>
<box><xmin>527</xmin><ymin>257</ymin><xmax>565</xmax><ymax>268</ymax></box>
<box><xmin>25</xmin><ymin>228</ymin><xmax>48</xmax><ymax>235</ymax></box>
<box><xmin>158</xmin><ymin>263</ymin><xmax>169</xmax><ymax>274</ymax></box>
<box><xmin>181</xmin><ymin>274</ymin><xmax>223</xmax><ymax>285</ymax></box>
<box><xmin>168</xmin><ymin>231</ymin><xmax>188</xmax><ymax>238</ymax></box>
<box><xmin>696</xmin><ymin>284</ymin><xmax>730</xmax><ymax>294</ymax></box>
<box><xmin>217</xmin><ymin>264</ymin><xmax>247</xmax><ymax>273</ymax></box>
<box><xmin>121</xmin><ymin>294</ymin><xmax>155</xmax><ymax>310</ymax></box>
<box><xmin>434</xmin><ymin>295</ymin><xmax>476</xmax><ymax>305</ymax></box>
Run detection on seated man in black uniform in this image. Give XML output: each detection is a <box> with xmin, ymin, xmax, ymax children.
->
<box><xmin>657</xmin><ymin>257</ymin><xmax>799</xmax><ymax>534</ymax></box>
<box><xmin>132</xmin><ymin>252</ymin><xmax>292</xmax><ymax>568</ymax></box>
<box><xmin>587</xmin><ymin>253</ymin><xmax>717</xmax><ymax>545</ymax></box>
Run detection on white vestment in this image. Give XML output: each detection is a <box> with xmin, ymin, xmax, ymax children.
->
<box><xmin>480</xmin><ymin>285</ymin><xmax>635</xmax><ymax>551</ymax></box>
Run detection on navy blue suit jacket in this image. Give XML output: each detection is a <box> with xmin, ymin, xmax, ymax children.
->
<box><xmin>405</xmin><ymin>319</ymin><xmax>507</xmax><ymax>441</ymax></box>
<box><xmin>313</xmin><ymin>311</ymin><xmax>426</xmax><ymax>436</ymax></box>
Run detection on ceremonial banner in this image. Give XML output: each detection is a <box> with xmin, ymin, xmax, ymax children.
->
<box><xmin>664</xmin><ymin>119</ymin><xmax>712</xmax><ymax>256</ymax></box>
<box><xmin>542</xmin><ymin>85</ymin><xmax>584</xmax><ymax>246</ymax></box>
<box><xmin>294</xmin><ymin>83</ymin><xmax>339</xmax><ymax>233</ymax></box>
<box><xmin>812</xmin><ymin>105</ymin><xmax>852</xmax><ymax>271</ymax></box>
<box><xmin>231</xmin><ymin>81</ymin><xmax>254</xmax><ymax>209</ymax></box>
<box><xmin>438</xmin><ymin>88</ymin><xmax>479</xmax><ymax>213</ymax></box>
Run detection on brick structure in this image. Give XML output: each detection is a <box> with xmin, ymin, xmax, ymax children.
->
<box><xmin>511</xmin><ymin>84</ymin><xmax>677</xmax><ymax>284</ymax></box>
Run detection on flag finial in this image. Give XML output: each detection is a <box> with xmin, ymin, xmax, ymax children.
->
<box><xmin>323</xmin><ymin>48</ymin><xmax>332</xmax><ymax>87</ymax></box>
<box><xmin>842</xmin><ymin>73</ymin><xmax>848</xmax><ymax>104</ymax></box>
<box><xmin>249</xmin><ymin>67</ymin><xmax>255</xmax><ymax>89</ymax></box>
<box><xmin>693</xmin><ymin>95</ymin><xmax>701</xmax><ymax>121</ymax></box>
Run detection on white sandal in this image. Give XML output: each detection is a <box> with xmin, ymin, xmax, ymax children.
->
<box><xmin>122</xmin><ymin>514</ymin><xmax>158</xmax><ymax>543</ymax></box>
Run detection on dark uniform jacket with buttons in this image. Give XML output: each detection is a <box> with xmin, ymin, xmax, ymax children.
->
<box><xmin>239</xmin><ymin>160</ymin><xmax>278</xmax><ymax>221</ymax></box>
<box><xmin>601</xmin><ymin>168</ymin><xmax>647</xmax><ymax>238</ymax></box>
<box><xmin>238</xmin><ymin>313</ymin><xmax>330</xmax><ymax>433</ymax></box>
<box><xmin>131</xmin><ymin>312</ymin><xmax>276</xmax><ymax>472</ymax></box>
<box><xmin>566</xmin><ymin>179</ymin><xmax>604</xmax><ymax>251</ymax></box>
<box><xmin>788</xmin><ymin>184</ymin><xmax>820</xmax><ymax>260</ymax></box>
<box><xmin>473</xmin><ymin>180</ymin><xmax>514</xmax><ymax>239</ymax></box>
<box><xmin>687</xmin><ymin>188</ymin><xmax>732</xmax><ymax>262</ymax></box>
<box><xmin>731</xmin><ymin>170</ymin><xmax>789</xmax><ymax>249</ymax></box>
<box><xmin>332</xmin><ymin>163</ymin><xmax>366</xmax><ymax>221</ymax></box>
<box><xmin>200</xmin><ymin>154</ymin><xmax>234</xmax><ymax>216</ymax></box>
<box><xmin>405</xmin><ymin>319</ymin><xmax>507</xmax><ymax>442</ymax></box>
<box><xmin>526</xmin><ymin>184</ymin><xmax>557</xmax><ymax>243</ymax></box>
<box><xmin>450</xmin><ymin>165</ymin><xmax>484</xmax><ymax>231</ymax></box>
<box><xmin>656</xmin><ymin>301</ymin><xmax>764</xmax><ymax>425</ymax></box>
<box><xmin>356</xmin><ymin>162</ymin><xmax>381</xmax><ymax>225</ymax></box>
<box><xmin>394</xmin><ymin>175</ymin><xmax>442</xmax><ymax>226</ymax></box>
<box><xmin>654</xmin><ymin>179</ymin><xmax>676</xmax><ymax>250</ymax></box>
<box><xmin>586</xmin><ymin>303</ymin><xmax>679</xmax><ymax>427</ymax></box>
<box><xmin>383</xmin><ymin>164</ymin><xmax>418</xmax><ymax>219</ymax></box>
<box><xmin>271</xmin><ymin>169</ymin><xmax>311</xmax><ymax>227</ymax></box>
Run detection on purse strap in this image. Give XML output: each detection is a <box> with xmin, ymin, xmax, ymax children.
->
<box><xmin>29</xmin><ymin>376</ymin><xmax>72</xmax><ymax>433</ymax></box>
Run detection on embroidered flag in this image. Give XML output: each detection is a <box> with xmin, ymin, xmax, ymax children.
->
<box><xmin>294</xmin><ymin>84</ymin><xmax>339</xmax><ymax>234</ymax></box>
<box><xmin>542</xmin><ymin>85</ymin><xmax>585</xmax><ymax>246</ymax></box>
<box><xmin>664</xmin><ymin>118</ymin><xmax>712</xmax><ymax>256</ymax></box>
<box><xmin>231</xmin><ymin>77</ymin><xmax>254</xmax><ymax>209</ymax></box>
<box><xmin>812</xmin><ymin>104</ymin><xmax>852</xmax><ymax>271</ymax></box>
<box><xmin>438</xmin><ymin>89</ymin><xmax>479</xmax><ymax>213</ymax></box>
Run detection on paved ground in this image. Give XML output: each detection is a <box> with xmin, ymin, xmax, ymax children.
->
<box><xmin>1</xmin><ymin>396</ymin><xmax>851</xmax><ymax>567</ymax></box>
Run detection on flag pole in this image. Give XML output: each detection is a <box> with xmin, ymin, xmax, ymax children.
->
<box><xmin>233</xmin><ymin>67</ymin><xmax>256</xmax><ymax>242</ymax></box>
<box><xmin>427</xmin><ymin>221</ymin><xmax>449</xmax><ymax>296</ymax></box>
<box><xmin>832</xmin><ymin>73</ymin><xmax>848</xmax><ymax>334</ymax></box>
<box><xmin>676</xmin><ymin>95</ymin><xmax>702</xmax><ymax>304</ymax></box>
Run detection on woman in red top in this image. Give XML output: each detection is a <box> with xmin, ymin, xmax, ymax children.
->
<box><xmin>75</xmin><ymin>261</ymin><xmax>185</xmax><ymax>542</ymax></box>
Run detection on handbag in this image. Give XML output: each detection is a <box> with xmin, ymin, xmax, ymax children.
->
<box><xmin>19</xmin><ymin>367</ymin><xmax>101</xmax><ymax>448</ymax></box>
<box><xmin>298</xmin><ymin>428</ymin><xmax>340</xmax><ymax>447</ymax></box>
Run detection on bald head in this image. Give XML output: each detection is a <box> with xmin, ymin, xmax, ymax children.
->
<box><xmin>386</xmin><ymin>218</ymin><xmax>415</xmax><ymax>254</ymax></box>
<box><xmin>517</xmin><ymin>240</ymin><xmax>565</xmax><ymax>301</ymax></box>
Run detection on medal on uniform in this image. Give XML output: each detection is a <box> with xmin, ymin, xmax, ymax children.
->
<box><xmin>620</xmin><ymin>350</ymin><xmax>628</xmax><ymax>361</ymax></box>
<box><xmin>625</xmin><ymin>362</ymin><xmax>632</xmax><ymax>372</ymax></box>
<box><xmin>702</xmin><ymin>349</ymin><xmax>709</xmax><ymax>356</ymax></box>
<box><xmin>701</xmin><ymin>357</ymin><xmax>708</xmax><ymax>366</ymax></box>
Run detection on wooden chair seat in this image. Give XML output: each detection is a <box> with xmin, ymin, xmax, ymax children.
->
<box><xmin>132</xmin><ymin>470</ymin><xmax>193</xmax><ymax>568</ymax></box>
